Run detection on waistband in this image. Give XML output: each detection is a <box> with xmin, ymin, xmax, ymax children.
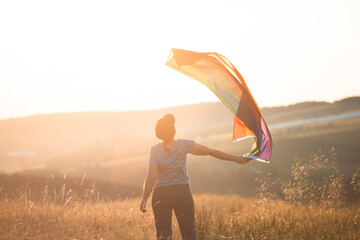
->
<box><xmin>153</xmin><ymin>183</ymin><xmax>190</xmax><ymax>190</ymax></box>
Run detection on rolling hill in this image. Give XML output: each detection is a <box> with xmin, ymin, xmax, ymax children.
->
<box><xmin>0</xmin><ymin>96</ymin><xmax>359</xmax><ymax>196</ymax></box>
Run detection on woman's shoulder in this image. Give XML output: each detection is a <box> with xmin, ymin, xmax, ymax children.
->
<box><xmin>176</xmin><ymin>139</ymin><xmax>195</xmax><ymax>153</ymax></box>
<box><xmin>150</xmin><ymin>142</ymin><xmax>162</xmax><ymax>150</ymax></box>
<box><xmin>177</xmin><ymin>138</ymin><xmax>195</xmax><ymax>144</ymax></box>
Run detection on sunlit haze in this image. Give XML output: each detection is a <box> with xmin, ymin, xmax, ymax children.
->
<box><xmin>1</xmin><ymin>0</ymin><xmax>359</xmax><ymax>120</ymax></box>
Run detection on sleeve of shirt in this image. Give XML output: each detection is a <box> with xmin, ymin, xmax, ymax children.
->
<box><xmin>179</xmin><ymin>139</ymin><xmax>195</xmax><ymax>154</ymax></box>
<box><xmin>148</xmin><ymin>146</ymin><xmax>158</xmax><ymax>164</ymax></box>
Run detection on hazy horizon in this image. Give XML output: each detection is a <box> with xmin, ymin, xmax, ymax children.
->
<box><xmin>0</xmin><ymin>94</ymin><xmax>358</xmax><ymax>121</ymax></box>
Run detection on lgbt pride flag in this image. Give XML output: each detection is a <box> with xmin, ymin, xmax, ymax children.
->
<box><xmin>166</xmin><ymin>49</ymin><xmax>272</xmax><ymax>162</ymax></box>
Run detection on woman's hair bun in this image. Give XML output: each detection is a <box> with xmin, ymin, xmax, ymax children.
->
<box><xmin>155</xmin><ymin>114</ymin><xmax>176</xmax><ymax>144</ymax></box>
<box><xmin>163</xmin><ymin>114</ymin><xmax>175</xmax><ymax>125</ymax></box>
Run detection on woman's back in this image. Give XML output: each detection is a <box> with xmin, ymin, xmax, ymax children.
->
<box><xmin>149</xmin><ymin>139</ymin><xmax>195</xmax><ymax>188</ymax></box>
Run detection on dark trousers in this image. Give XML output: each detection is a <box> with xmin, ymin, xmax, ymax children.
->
<box><xmin>151</xmin><ymin>184</ymin><xmax>197</xmax><ymax>240</ymax></box>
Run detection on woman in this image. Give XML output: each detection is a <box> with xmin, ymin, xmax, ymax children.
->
<box><xmin>140</xmin><ymin>114</ymin><xmax>250</xmax><ymax>240</ymax></box>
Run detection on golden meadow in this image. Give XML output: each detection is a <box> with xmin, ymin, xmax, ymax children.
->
<box><xmin>1</xmin><ymin>98</ymin><xmax>360</xmax><ymax>239</ymax></box>
<box><xmin>1</xmin><ymin>149</ymin><xmax>359</xmax><ymax>240</ymax></box>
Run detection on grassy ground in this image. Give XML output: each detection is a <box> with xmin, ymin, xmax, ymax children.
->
<box><xmin>1</xmin><ymin>194</ymin><xmax>359</xmax><ymax>240</ymax></box>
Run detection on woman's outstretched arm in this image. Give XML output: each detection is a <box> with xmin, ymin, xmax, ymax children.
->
<box><xmin>191</xmin><ymin>143</ymin><xmax>250</xmax><ymax>165</ymax></box>
<box><xmin>140</xmin><ymin>163</ymin><xmax>158</xmax><ymax>212</ymax></box>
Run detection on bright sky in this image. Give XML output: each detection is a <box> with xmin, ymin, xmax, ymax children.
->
<box><xmin>0</xmin><ymin>0</ymin><xmax>359</xmax><ymax>120</ymax></box>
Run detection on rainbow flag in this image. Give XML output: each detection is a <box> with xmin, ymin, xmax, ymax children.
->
<box><xmin>166</xmin><ymin>49</ymin><xmax>272</xmax><ymax>162</ymax></box>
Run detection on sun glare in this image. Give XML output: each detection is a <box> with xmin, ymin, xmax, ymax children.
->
<box><xmin>0</xmin><ymin>0</ymin><xmax>359</xmax><ymax>119</ymax></box>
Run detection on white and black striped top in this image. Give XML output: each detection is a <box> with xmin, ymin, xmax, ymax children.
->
<box><xmin>149</xmin><ymin>139</ymin><xmax>195</xmax><ymax>188</ymax></box>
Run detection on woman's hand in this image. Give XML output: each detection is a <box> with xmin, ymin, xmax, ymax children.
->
<box><xmin>140</xmin><ymin>163</ymin><xmax>158</xmax><ymax>213</ymax></box>
<box><xmin>140</xmin><ymin>198</ymin><xmax>147</xmax><ymax>213</ymax></box>
<box><xmin>233</xmin><ymin>156</ymin><xmax>250</xmax><ymax>165</ymax></box>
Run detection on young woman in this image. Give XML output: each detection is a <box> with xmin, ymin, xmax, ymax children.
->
<box><xmin>140</xmin><ymin>114</ymin><xmax>250</xmax><ymax>240</ymax></box>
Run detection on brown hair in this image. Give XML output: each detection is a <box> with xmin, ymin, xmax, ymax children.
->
<box><xmin>155</xmin><ymin>114</ymin><xmax>176</xmax><ymax>151</ymax></box>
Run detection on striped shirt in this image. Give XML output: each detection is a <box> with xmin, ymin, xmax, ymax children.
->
<box><xmin>149</xmin><ymin>139</ymin><xmax>195</xmax><ymax>187</ymax></box>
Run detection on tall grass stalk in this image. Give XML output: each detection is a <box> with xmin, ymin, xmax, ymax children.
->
<box><xmin>1</xmin><ymin>194</ymin><xmax>358</xmax><ymax>239</ymax></box>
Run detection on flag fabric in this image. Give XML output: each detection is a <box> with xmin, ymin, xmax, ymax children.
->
<box><xmin>166</xmin><ymin>49</ymin><xmax>272</xmax><ymax>162</ymax></box>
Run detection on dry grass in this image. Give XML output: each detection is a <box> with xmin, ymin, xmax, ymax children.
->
<box><xmin>0</xmin><ymin>194</ymin><xmax>359</xmax><ymax>240</ymax></box>
<box><xmin>0</xmin><ymin>197</ymin><xmax>155</xmax><ymax>240</ymax></box>
<box><xmin>194</xmin><ymin>195</ymin><xmax>359</xmax><ymax>240</ymax></box>
<box><xmin>1</xmin><ymin>149</ymin><xmax>359</xmax><ymax>239</ymax></box>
